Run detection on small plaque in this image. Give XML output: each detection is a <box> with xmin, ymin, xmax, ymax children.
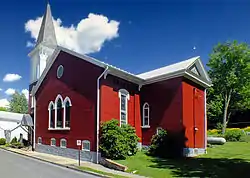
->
<box><xmin>77</xmin><ymin>140</ymin><xmax>81</xmax><ymax>146</ymax></box>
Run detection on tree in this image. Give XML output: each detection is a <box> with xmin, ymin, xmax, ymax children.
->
<box><xmin>0</xmin><ymin>107</ymin><xmax>7</xmax><ymax>111</ymax></box>
<box><xmin>8</xmin><ymin>92</ymin><xmax>28</xmax><ymax>114</ymax></box>
<box><xmin>207</xmin><ymin>41</ymin><xmax>250</xmax><ymax>134</ymax></box>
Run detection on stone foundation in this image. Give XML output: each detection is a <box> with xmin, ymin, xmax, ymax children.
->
<box><xmin>36</xmin><ymin>144</ymin><xmax>100</xmax><ymax>163</ymax></box>
<box><xmin>183</xmin><ymin>148</ymin><xmax>206</xmax><ymax>157</ymax></box>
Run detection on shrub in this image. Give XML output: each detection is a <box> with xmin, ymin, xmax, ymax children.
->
<box><xmin>10</xmin><ymin>142</ymin><xmax>23</xmax><ymax>149</ymax></box>
<box><xmin>147</xmin><ymin>129</ymin><xmax>186</xmax><ymax>158</ymax></box>
<box><xmin>224</xmin><ymin>129</ymin><xmax>244</xmax><ymax>141</ymax></box>
<box><xmin>207</xmin><ymin>129</ymin><xmax>220</xmax><ymax>136</ymax></box>
<box><xmin>0</xmin><ymin>138</ymin><xmax>6</xmax><ymax>145</ymax></box>
<box><xmin>122</xmin><ymin>124</ymin><xmax>139</xmax><ymax>156</ymax></box>
<box><xmin>99</xmin><ymin>119</ymin><xmax>139</xmax><ymax>160</ymax></box>
<box><xmin>11</xmin><ymin>137</ymin><xmax>18</xmax><ymax>144</ymax></box>
<box><xmin>243</xmin><ymin>127</ymin><xmax>250</xmax><ymax>132</ymax></box>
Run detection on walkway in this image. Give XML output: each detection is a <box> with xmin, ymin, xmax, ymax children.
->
<box><xmin>1</xmin><ymin>147</ymin><xmax>145</xmax><ymax>178</ymax></box>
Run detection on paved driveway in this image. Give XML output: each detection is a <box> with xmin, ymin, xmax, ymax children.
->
<box><xmin>0</xmin><ymin>149</ymin><xmax>100</xmax><ymax>178</ymax></box>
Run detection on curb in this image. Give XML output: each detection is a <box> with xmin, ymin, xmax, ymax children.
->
<box><xmin>0</xmin><ymin>147</ymin><xmax>110</xmax><ymax>178</ymax></box>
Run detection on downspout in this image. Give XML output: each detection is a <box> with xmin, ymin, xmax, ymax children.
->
<box><xmin>137</xmin><ymin>84</ymin><xmax>143</xmax><ymax>149</ymax></box>
<box><xmin>204</xmin><ymin>89</ymin><xmax>207</xmax><ymax>151</ymax></box>
<box><xmin>96</xmin><ymin>66</ymin><xmax>109</xmax><ymax>164</ymax></box>
<box><xmin>33</xmin><ymin>96</ymin><xmax>36</xmax><ymax>151</ymax></box>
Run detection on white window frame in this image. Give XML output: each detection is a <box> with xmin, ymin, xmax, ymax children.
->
<box><xmin>55</xmin><ymin>94</ymin><xmax>64</xmax><ymax>129</ymax></box>
<box><xmin>48</xmin><ymin>101</ymin><xmax>55</xmax><ymax>129</ymax></box>
<box><xmin>142</xmin><ymin>103</ymin><xmax>150</xmax><ymax>128</ymax></box>
<box><xmin>118</xmin><ymin>89</ymin><xmax>130</xmax><ymax>126</ymax></box>
<box><xmin>63</xmin><ymin>97</ymin><xmax>72</xmax><ymax>128</ymax></box>
<box><xmin>82</xmin><ymin>140</ymin><xmax>90</xmax><ymax>151</ymax></box>
<box><xmin>51</xmin><ymin>138</ymin><xmax>56</xmax><ymax>146</ymax></box>
<box><xmin>60</xmin><ymin>138</ymin><xmax>67</xmax><ymax>148</ymax></box>
<box><xmin>57</xmin><ymin>65</ymin><xmax>64</xmax><ymax>79</ymax></box>
<box><xmin>38</xmin><ymin>137</ymin><xmax>42</xmax><ymax>144</ymax></box>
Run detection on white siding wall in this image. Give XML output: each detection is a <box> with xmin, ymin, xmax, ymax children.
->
<box><xmin>0</xmin><ymin>121</ymin><xmax>28</xmax><ymax>140</ymax></box>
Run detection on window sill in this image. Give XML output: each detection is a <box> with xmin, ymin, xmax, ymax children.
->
<box><xmin>48</xmin><ymin>127</ymin><xmax>70</xmax><ymax>131</ymax></box>
<box><xmin>141</xmin><ymin>125</ymin><xmax>150</xmax><ymax>129</ymax></box>
<box><xmin>82</xmin><ymin>149</ymin><xmax>90</xmax><ymax>152</ymax></box>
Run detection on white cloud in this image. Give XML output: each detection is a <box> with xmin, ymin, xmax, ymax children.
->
<box><xmin>26</xmin><ymin>41</ymin><xmax>35</xmax><ymax>47</ymax></box>
<box><xmin>3</xmin><ymin>74</ymin><xmax>22</xmax><ymax>82</ymax></box>
<box><xmin>0</xmin><ymin>99</ymin><xmax>9</xmax><ymax>108</ymax></box>
<box><xmin>21</xmin><ymin>89</ymin><xmax>29</xmax><ymax>100</ymax></box>
<box><xmin>0</xmin><ymin>88</ymin><xmax>2</xmax><ymax>91</ymax></box>
<box><xmin>193</xmin><ymin>46</ymin><xmax>196</xmax><ymax>50</ymax></box>
<box><xmin>25</xmin><ymin>13</ymin><xmax>119</xmax><ymax>54</ymax></box>
<box><xmin>5</xmin><ymin>88</ymin><xmax>15</xmax><ymax>95</ymax></box>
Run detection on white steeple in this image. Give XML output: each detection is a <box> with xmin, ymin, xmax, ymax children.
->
<box><xmin>29</xmin><ymin>3</ymin><xmax>57</xmax><ymax>84</ymax></box>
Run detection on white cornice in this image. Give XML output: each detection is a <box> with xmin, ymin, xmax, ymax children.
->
<box><xmin>32</xmin><ymin>46</ymin><xmax>212</xmax><ymax>96</ymax></box>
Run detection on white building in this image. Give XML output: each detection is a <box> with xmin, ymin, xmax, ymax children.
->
<box><xmin>0</xmin><ymin>111</ymin><xmax>33</xmax><ymax>143</ymax></box>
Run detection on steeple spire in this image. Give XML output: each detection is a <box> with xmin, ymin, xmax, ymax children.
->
<box><xmin>36</xmin><ymin>3</ymin><xmax>57</xmax><ymax>47</ymax></box>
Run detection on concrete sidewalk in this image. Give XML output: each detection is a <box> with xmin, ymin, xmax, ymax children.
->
<box><xmin>0</xmin><ymin>146</ymin><xmax>145</xmax><ymax>178</ymax></box>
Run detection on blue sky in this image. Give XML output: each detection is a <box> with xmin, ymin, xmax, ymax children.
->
<box><xmin>0</xmin><ymin>0</ymin><xmax>250</xmax><ymax>106</ymax></box>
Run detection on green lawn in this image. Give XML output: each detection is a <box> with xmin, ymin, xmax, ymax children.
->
<box><xmin>116</xmin><ymin>142</ymin><xmax>250</xmax><ymax>178</ymax></box>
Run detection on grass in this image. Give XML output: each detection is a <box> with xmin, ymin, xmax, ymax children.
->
<box><xmin>78</xmin><ymin>166</ymin><xmax>128</xmax><ymax>178</ymax></box>
<box><xmin>116</xmin><ymin>142</ymin><xmax>250</xmax><ymax>178</ymax></box>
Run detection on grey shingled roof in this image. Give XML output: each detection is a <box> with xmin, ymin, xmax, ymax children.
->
<box><xmin>36</xmin><ymin>3</ymin><xmax>57</xmax><ymax>47</ymax></box>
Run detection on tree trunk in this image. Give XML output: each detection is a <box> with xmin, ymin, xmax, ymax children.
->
<box><xmin>222</xmin><ymin>90</ymin><xmax>232</xmax><ymax>135</ymax></box>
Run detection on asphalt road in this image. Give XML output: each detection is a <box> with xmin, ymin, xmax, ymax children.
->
<box><xmin>0</xmin><ymin>149</ymin><xmax>100</xmax><ymax>178</ymax></box>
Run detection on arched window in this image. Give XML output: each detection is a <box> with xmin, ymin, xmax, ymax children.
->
<box><xmin>38</xmin><ymin>137</ymin><xmax>42</xmax><ymax>144</ymax></box>
<box><xmin>142</xmin><ymin>103</ymin><xmax>150</xmax><ymax>127</ymax></box>
<box><xmin>48</xmin><ymin>101</ymin><xmax>55</xmax><ymax>128</ymax></box>
<box><xmin>118</xmin><ymin>89</ymin><xmax>130</xmax><ymax>126</ymax></box>
<box><xmin>63</xmin><ymin>97</ymin><xmax>72</xmax><ymax>128</ymax></box>
<box><xmin>55</xmin><ymin>95</ymin><xmax>64</xmax><ymax>128</ymax></box>
<box><xmin>82</xmin><ymin>140</ymin><xmax>90</xmax><ymax>151</ymax></box>
<box><xmin>60</xmin><ymin>138</ymin><xmax>67</xmax><ymax>148</ymax></box>
<box><xmin>51</xmin><ymin>138</ymin><xmax>56</xmax><ymax>146</ymax></box>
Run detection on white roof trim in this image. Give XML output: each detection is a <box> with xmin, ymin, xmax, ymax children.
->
<box><xmin>31</xmin><ymin>47</ymin><xmax>211</xmax><ymax>96</ymax></box>
<box><xmin>32</xmin><ymin>46</ymin><xmax>144</xmax><ymax>95</ymax></box>
<box><xmin>184</xmin><ymin>71</ymin><xmax>212</xmax><ymax>88</ymax></box>
<box><xmin>137</xmin><ymin>56</ymin><xmax>199</xmax><ymax>80</ymax></box>
<box><xmin>138</xmin><ymin>56</ymin><xmax>211</xmax><ymax>87</ymax></box>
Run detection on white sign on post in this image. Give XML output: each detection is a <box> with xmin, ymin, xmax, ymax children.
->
<box><xmin>76</xmin><ymin>140</ymin><xmax>81</xmax><ymax>166</ymax></box>
<box><xmin>77</xmin><ymin>140</ymin><xmax>81</xmax><ymax>146</ymax></box>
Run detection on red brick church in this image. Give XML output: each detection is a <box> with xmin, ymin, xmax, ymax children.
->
<box><xmin>28</xmin><ymin>4</ymin><xmax>212</xmax><ymax>163</ymax></box>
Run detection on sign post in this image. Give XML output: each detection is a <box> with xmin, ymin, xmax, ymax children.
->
<box><xmin>77</xmin><ymin>140</ymin><xmax>81</xmax><ymax>166</ymax></box>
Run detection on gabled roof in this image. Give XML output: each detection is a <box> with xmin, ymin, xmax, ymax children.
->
<box><xmin>138</xmin><ymin>56</ymin><xmax>199</xmax><ymax>80</ymax></box>
<box><xmin>0</xmin><ymin>111</ymin><xmax>33</xmax><ymax>127</ymax></box>
<box><xmin>137</xmin><ymin>56</ymin><xmax>212</xmax><ymax>87</ymax></box>
<box><xmin>36</xmin><ymin>3</ymin><xmax>57</xmax><ymax>47</ymax></box>
<box><xmin>31</xmin><ymin>46</ymin><xmax>145</xmax><ymax>95</ymax></box>
<box><xmin>31</xmin><ymin>47</ymin><xmax>211</xmax><ymax>95</ymax></box>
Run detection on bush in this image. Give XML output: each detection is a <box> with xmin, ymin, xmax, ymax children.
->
<box><xmin>99</xmin><ymin>119</ymin><xmax>139</xmax><ymax>160</ymax></box>
<box><xmin>10</xmin><ymin>142</ymin><xmax>23</xmax><ymax>149</ymax></box>
<box><xmin>147</xmin><ymin>129</ymin><xmax>186</xmax><ymax>158</ymax></box>
<box><xmin>11</xmin><ymin>137</ymin><xmax>18</xmax><ymax>144</ymax></box>
<box><xmin>207</xmin><ymin>129</ymin><xmax>220</xmax><ymax>136</ymax></box>
<box><xmin>0</xmin><ymin>138</ymin><xmax>6</xmax><ymax>145</ymax></box>
<box><xmin>122</xmin><ymin>124</ymin><xmax>139</xmax><ymax>156</ymax></box>
<box><xmin>243</xmin><ymin>126</ymin><xmax>250</xmax><ymax>132</ymax></box>
<box><xmin>224</xmin><ymin>129</ymin><xmax>244</xmax><ymax>141</ymax></box>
